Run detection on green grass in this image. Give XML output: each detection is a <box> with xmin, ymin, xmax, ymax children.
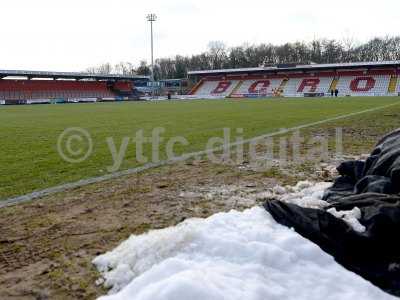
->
<box><xmin>0</xmin><ymin>97</ymin><xmax>399</xmax><ymax>199</ymax></box>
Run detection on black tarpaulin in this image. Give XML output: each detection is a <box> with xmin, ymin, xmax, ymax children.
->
<box><xmin>264</xmin><ymin>129</ymin><xmax>400</xmax><ymax>297</ymax></box>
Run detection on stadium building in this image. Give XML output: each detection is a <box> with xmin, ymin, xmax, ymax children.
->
<box><xmin>2</xmin><ymin>61</ymin><xmax>400</xmax><ymax>105</ymax></box>
<box><xmin>0</xmin><ymin>70</ymin><xmax>149</xmax><ymax>105</ymax></box>
<box><xmin>188</xmin><ymin>61</ymin><xmax>400</xmax><ymax>98</ymax></box>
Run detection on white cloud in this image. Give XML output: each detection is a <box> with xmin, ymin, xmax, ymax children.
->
<box><xmin>0</xmin><ymin>0</ymin><xmax>398</xmax><ymax>71</ymax></box>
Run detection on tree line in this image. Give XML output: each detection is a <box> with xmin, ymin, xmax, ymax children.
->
<box><xmin>86</xmin><ymin>36</ymin><xmax>400</xmax><ymax>80</ymax></box>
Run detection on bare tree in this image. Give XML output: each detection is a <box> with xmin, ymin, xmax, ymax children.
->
<box><xmin>208</xmin><ymin>41</ymin><xmax>227</xmax><ymax>69</ymax></box>
<box><xmin>114</xmin><ymin>62</ymin><xmax>136</xmax><ymax>75</ymax></box>
<box><xmin>86</xmin><ymin>63</ymin><xmax>113</xmax><ymax>75</ymax></box>
<box><xmin>85</xmin><ymin>36</ymin><xmax>400</xmax><ymax>79</ymax></box>
<box><xmin>136</xmin><ymin>60</ymin><xmax>151</xmax><ymax>76</ymax></box>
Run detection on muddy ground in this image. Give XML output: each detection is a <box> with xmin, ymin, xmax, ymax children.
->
<box><xmin>0</xmin><ymin>108</ymin><xmax>399</xmax><ymax>300</ymax></box>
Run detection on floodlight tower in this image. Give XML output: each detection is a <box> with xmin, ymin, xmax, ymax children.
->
<box><xmin>146</xmin><ymin>13</ymin><xmax>157</xmax><ymax>81</ymax></box>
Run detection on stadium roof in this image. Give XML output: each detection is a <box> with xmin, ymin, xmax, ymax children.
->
<box><xmin>188</xmin><ymin>61</ymin><xmax>400</xmax><ymax>76</ymax></box>
<box><xmin>0</xmin><ymin>70</ymin><xmax>150</xmax><ymax>81</ymax></box>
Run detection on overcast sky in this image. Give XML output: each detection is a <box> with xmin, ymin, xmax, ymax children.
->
<box><xmin>1</xmin><ymin>0</ymin><xmax>398</xmax><ymax>72</ymax></box>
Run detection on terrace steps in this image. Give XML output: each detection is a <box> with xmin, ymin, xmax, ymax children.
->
<box><xmin>388</xmin><ymin>76</ymin><xmax>398</xmax><ymax>93</ymax></box>
<box><xmin>189</xmin><ymin>79</ymin><xmax>204</xmax><ymax>95</ymax></box>
<box><xmin>277</xmin><ymin>78</ymin><xmax>289</xmax><ymax>96</ymax></box>
<box><xmin>329</xmin><ymin>78</ymin><xmax>339</xmax><ymax>91</ymax></box>
<box><xmin>228</xmin><ymin>81</ymin><xmax>244</xmax><ymax>97</ymax></box>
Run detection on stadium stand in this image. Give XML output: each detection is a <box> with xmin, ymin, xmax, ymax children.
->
<box><xmin>194</xmin><ymin>79</ymin><xmax>240</xmax><ymax>97</ymax></box>
<box><xmin>188</xmin><ymin>61</ymin><xmax>400</xmax><ymax>98</ymax></box>
<box><xmin>231</xmin><ymin>78</ymin><xmax>284</xmax><ymax>97</ymax></box>
<box><xmin>1</xmin><ymin>63</ymin><xmax>399</xmax><ymax>104</ymax></box>
<box><xmin>283</xmin><ymin>75</ymin><xmax>334</xmax><ymax>97</ymax></box>
<box><xmin>0</xmin><ymin>80</ymin><xmax>116</xmax><ymax>101</ymax></box>
<box><xmin>0</xmin><ymin>70</ymin><xmax>149</xmax><ymax>104</ymax></box>
<box><xmin>335</xmin><ymin>71</ymin><xmax>391</xmax><ymax>96</ymax></box>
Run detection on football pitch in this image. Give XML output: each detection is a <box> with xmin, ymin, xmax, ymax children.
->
<box><xmin>1</xmin><ymin>97</ymin><xmax>399</xmax><ymax>200</ymax></box>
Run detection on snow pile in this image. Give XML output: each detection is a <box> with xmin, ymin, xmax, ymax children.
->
<box><xmin>177</xmin><ymin>181</ymin><xmax>333</xmax><ymax>210</ymax></box>
<box><xmin>327</xmin><ymin>207</ymin><xmax>366</xmax><ymax>233</ymax></box>
<box><xmin>271</xmin><ymin>181</ymin><xmax>366</xmax><ymax>233</ymax></box>
<box><xmin>275</xmin><ymin>181</ymin><xmax>332</xmax><ymax>209</ymax></box>
<box><xmin>179</xmin><ymin>184</ymin><xmax>262</xmax><ymax>208</ymax></box>
<box><xmin>93</xmin><ymin>183</ymin><xmax>393</xmax><ymax>300</ymax></box>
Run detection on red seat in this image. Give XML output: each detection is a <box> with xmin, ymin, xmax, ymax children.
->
<box><xmin>0</xmin><ymin>79</ymin><xmax>119</xmax><ymax>100</ymax></box>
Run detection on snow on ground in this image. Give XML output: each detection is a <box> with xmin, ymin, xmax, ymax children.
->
<box><xmin>272</xmin><ymin>181</ymin><xmax>366</xmax><ymax>232</ymax></box>
<box><xmin>276</xmin><ymin>181</ymin><xmax>332</xmax><ymax>209</ymax></box>
<box><xmin>327</xmin><ymin>207</ymin><xmax>366</xmax><ymax>233</ymax></box>
<box><xmin>93</xmin><ymin>182</ymin><xmax>390</xmax><ymax>300</ymax></box>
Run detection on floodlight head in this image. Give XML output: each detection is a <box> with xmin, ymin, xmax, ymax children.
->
<box><xmin>147</xmin><ymin>14</ymin><xmax>157</xmax><ymax>22</ymax></box>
